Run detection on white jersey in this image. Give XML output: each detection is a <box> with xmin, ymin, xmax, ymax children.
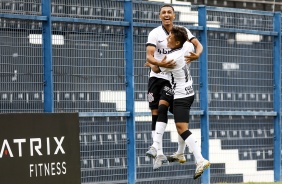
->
<box><xmin>146</xmin><ymin>25</ymin><xmax>195</xmax><ymax>80</ymax></box>
<box><xmin>160</xmin><ymin>42</ymin><xmax>195</xmax><ymax>99</ymax></box>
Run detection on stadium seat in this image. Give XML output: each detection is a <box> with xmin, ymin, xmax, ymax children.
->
<box><xmin>217</xmin><ymin>130</ymin><xmax>228</xmax><ymax>138</ymax></box>
<box><xmin>252</xmin><ymin>149</ymin><xmax>264</xmax><ymax>160</ymax></box>
<box><xmin>257</xmin><ymin>160</ymin><xmax>273</xmax><ymax>171</ymax></box>
<box><xmin>253</xmin><ymin>128</ymin><xmax>266</xmax><ymax>138</ymax></box>
<box><xmin>241</xmin><ymin>129</ymin><xmax>253</xmax><ymax>138</ymax></box>
<box><xmin>109</xmin><ymin>157</ymin><xmax>125</xmax><ymax>168</ymax></box>
<box><xmin>264</xmin><ymin>149</ymin><xmax>273</xmax><ymax>159</ymax></box>
<box><xmin>137</xmin><ymin>156</ymin><xmax>151</xmax><ymax>166</ymax></box>
<box><xmin>229</xmin><ymin>130</ymin><xmax>241</xmax><ymax>138</ymax></box>
<box><xmin>239</xmin><ymin>150</ymin><xmax>252</xmax><ymax>160</ymax></box>
<box><xmin>209</xmin><ymin>130</ymin><xmax>216</xmax><ymax>139</ymax></box>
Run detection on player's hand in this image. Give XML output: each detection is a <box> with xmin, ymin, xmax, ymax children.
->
<box><xmin>144</xmin><ymin>61</ymin><xmax>151</xmax><ymax>67</ymax></box>
<box><xmin>160</xmin><ymin>56</ymin><xmax>176</xmax><ymax>68</ymax></box>
<box><xmin>185</xmin><ymin>52</ymin><xmax>199</xmax><ymax>64</ymax></box>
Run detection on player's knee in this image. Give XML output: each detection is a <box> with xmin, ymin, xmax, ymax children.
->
<box><xmin>175</xmin><ymin>123</ymin><xmax>188</xmax><ymax>133</ymax></box>
<box><xmin>157</xmin><ymin>104</ymin><xmax>168</xmax><ymax>123</ymax></box>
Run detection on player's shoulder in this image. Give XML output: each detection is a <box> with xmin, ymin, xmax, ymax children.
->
<box><xmin>183</xmin><ymin>26</ymin><xmax>192</xmax><ymax>34</ymax></box>
<box><xmin>149</xmin><ymin>25</ymin><xmax>163</xmax><ymax>34</ymax></box>
<box><xmin>183</xmin><ymin>42</ymin><xmax>195</xmax><ymax>55</ymax></box>
<box><xmin>183</xmin><ymin>41</ymin><xmax>194</xmax><ymax>47</ymax></box>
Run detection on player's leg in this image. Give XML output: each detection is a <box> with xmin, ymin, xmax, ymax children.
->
<box><xmin>151</xmin><ymin>109</ymin><xmax>158</xmax><ymax>143</ymax></box>
<box><xmin>173</xmin><ymin>96</ymin><xmax>210</xmax><ymax>179</ymax></box>
<box><xmin>147</xmin><ymin>80</ymin><xmax>173</xmax><ymax>170</ymax></box>
<box><xmin>167</xmin><ymin>97</ymin><xmax>186</xmax><ymax>164</ymax></box>
<box><xmin>151</xmin><ymin>101</ymin><xmax>169</xmax><ymax>154</ymax></box>
<box><xmin>146</xmin><ymin>77</ymin><xmax>167</xmax><ymax>162</ymax></box>
<box><xmin>179</xmin><ymin>129</ymin><xmax>210</xmax><ymax>180</ymax></box>
<box><xmin>167</xmin><ymin>99</ymin><xmax>187</xmax><ymax>164</ymax></box>
<box><xmin>147</xmin><ymin>77</ymin><xmax>161</xmax><ymax>151</ymax></box>
<box><xmin>167</xmin><ymin>134</ymin><xmax>186</xmax><ymax>163</ymax></box>
<box><xmin>147</xmin><ymin>101</ymin><xmax>169</xmax><ymax>170</ymax></box>
<box><xmin>152</xmin><ymin>81</ymin><xmax>174</xmax><ymax>170</ymax></box>
<box><xmin>146</xmin><ymin>105</ymin><xmax>167</xmax><ymax>158</ymax></box>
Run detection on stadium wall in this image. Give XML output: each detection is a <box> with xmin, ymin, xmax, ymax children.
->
<box><xmin>0</xmin><ymin>0</ymin><xmax>281</xmax><ymax>183</ymax></box>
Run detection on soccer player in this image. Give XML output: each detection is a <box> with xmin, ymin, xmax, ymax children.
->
<box><xmin>145</xmin><ymin>4</ymin><xmax>203</xmax><ymax>171</ymax></box>
<box><xmin>146</xmin><ymin>25</ymin><xmax>210</xmax><ymax>180</ymax></box>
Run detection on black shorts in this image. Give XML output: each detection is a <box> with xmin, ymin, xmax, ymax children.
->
<box><xmin>173</xmin><ymin>95</ymin><xmax>194</xmax><ymax>123</ymax></box>
<box><xmin>147</xmin><ymin>77</ymin><xmax>174</xmax><ymax>110</ymax></box>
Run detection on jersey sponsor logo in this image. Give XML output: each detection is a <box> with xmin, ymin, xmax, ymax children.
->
<box><xmin>163</xmin><ymin>86</ymin><xmax>173</xmax><ymax>96</ymax></box>
<box><xmin>147</xmin><ymin>92</ymin><xmax>154</xmax><ymax>102</ymax></box>
<box><xmin>185</xmin><ymin>86</ymin><xmax>194</xmax><ymax>95</ymax></box>
<box><xmin>157</xmin><ymin>48</ymin><xmax>170</xmax><ymax>55</ymax></box>
<box><xmin>158</xmin><ymin>40</ymin><xmax>165</xmax><ymax>43</ymax></box>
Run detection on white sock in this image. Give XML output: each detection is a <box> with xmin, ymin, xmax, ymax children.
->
<box><xmin>176</xmin><ymin>134</ymin><xmax>186</xmax><ymax>154</ymax></box>
<box><xmin>184</xmin><ymin>133</ymin><xmax>204</xmax><ymax>164</ymax></box>
<box><xmin>152</xmin><ymin>121</ymin><xmax>167</xmax><ymax>155</ymax></box>
<box><xmin>151</xmin><ymin>131</ymin><xmax>155</xmax><ymax>139</ymax></box>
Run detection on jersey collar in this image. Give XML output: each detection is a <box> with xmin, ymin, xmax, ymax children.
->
<box><xmin>170</xmin><ymin>46</ymin><xmax>183</xmax><ymax>53</ymax></box>
<box><xmin>161</xmin><ymin>25</ymin><xmax>170</xmax><ymax>35</ymax></box>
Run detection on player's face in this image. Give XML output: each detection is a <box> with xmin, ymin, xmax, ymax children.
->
<box><xmin>167</xmin><ymin>32</ymin><xmax>179</xmax><ymax>49</ymax></box>
<box><xmin>159</xmin><ymin>7</ymin><xmax>175</xmax><ymax>26</ymax></box>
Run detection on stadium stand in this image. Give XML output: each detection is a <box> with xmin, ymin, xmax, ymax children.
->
<box><xmin>147</xmin><ymin>0</ymin><xmax>282</xmax><ymax>12</ymax></box>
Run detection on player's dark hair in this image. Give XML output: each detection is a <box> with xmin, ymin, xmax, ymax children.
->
<box><xmin>159</xmin><ymin>4</ymin><xmax>174</xmax><ymax>12</ymax></box>
<box><xmin>170</xmin><ymin>26</ymin><xmax>188</xmax><ymax>46</ymax></box>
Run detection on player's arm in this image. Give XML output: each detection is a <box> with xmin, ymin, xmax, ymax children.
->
<box><xmin>185</xmin><ymin>38</ymin><xmax>203</xmax><ymax>63</ymax></box>
<box><xmin>144</xmin><ymin>61</ymin><xmax>161</xmax><ymax>73</ymax></box>
<box><xmin>146</xmin><ymin>45</ymin><xmax>176</xmax><ymax>68</ymax></box>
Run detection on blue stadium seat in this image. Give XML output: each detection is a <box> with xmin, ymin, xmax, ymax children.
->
<box><xmin>89</xmin><ymin>158</ymin><xmax>109</xmax><ymax>169</ymax></box>
<box><xmin>253</xmin><ymin>128</ymin><xmax>266</xmax><ymax>138</ymax></box>
<box><xmin>264</xmin><ymin>149</ymin><xmax>273</xmax><ymax>159</ymax></box>
<box><xmin>81</xmin><ymin>167</ymin><xmax>127</xmax><ymax>182</ymax></box>
<box><xmin>209</xmin><ymin>130</ymin><xmax>216</xmax><ymax>139</ymax></box>
<box><xmin>80</xmin><ymin>6</ymin><xmax>91</xmax><ymax>16</ymax></box>
<box><xmin>210</xmin><ymin>163</ymin><xmax>228</xmax><ymax>174</ymax></box>
<box><xmin>241</xmin><ymin>129</ymin><xmax>253</xmax><ymax>138</ymax></box>
<box><xmin>265</xmin><ymin>128</ymin><xmax>274</xmax><ymax>138</ymax></box>
<box><xmin>229</xmin><ymin>130</ymin><xmax>241</xmax><ymax>138</ymax></box>
<box><xmin>1</xmin><ymin>2</ymin><xmax>12</xmax><ymax>11</ymax></box>
<box><xmin>239</xmin><ymin>149</ymin><xmax>252</xmax><ymax>160</ymax></box>
<box><xmin>80</xmin><ymin>134</ymin><xmax>102</xmax><ymax>146</ymax></box>
<box><xmin>186</xmin><ymin>153</ymin><xmax>195</xmax><ymax>162</ymax></box>
<box><xmin>82</xmin><ymin>159</ymin><xmax>93</xmax><ymax>168</ymax></box>
<box><xmin>257</xmin><ymin>160</ymin><xmax>273</xmax><ymax>171</ymax></box>
<box><xmin>252</xmin><ymin>149</ymin><xmax>264</xmax><ymax>160</ymax></box>
<box><xmin>109</xmin><ymin>157</ymin><xmax>125</xmax><ymax>167</ymax></box>
<box><xmin>222</xmin><ymin>138</ymin><xmax>272</xmax><ymax>150</ymax></box>
<box><xmin>14</xmin><ymin>2</ymin><xmax>24</xmax><ymax>11</ymax></box>
<box><xmin>217</xmin><ymin>130</ymin><xmax>228</xmax><ymax>138</ymax></box>
<box><xmin>137</xmin><ymin>156</ymin><xmax>151</xmax><ymax>166</ymax></box>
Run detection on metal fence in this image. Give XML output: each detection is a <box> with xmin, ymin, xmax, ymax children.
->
<box><xmin>0</xmin><ymin>0</ymin><xmax>281</xmax><ymax>184</ymax></box>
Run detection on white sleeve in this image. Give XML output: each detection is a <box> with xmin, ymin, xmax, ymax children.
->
<box><xmin>185</xmin><ymin>27</ymin><xmax>195</xmax><ymax>41</ymax></box>
<box><xmin>146</xmin><ymin>29</ymin><xmax>158</xmax><ymax>47</ymax></box>
<box><xmin>183</xmin><ymin>42</ymin><xmax>195</xmax><ymax>56</ymax></box>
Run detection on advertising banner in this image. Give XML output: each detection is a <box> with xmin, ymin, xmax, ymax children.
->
<box><xmin>0</xmin><ymin>113</ymin><xmax>81</xmax><ymax>184</ymax></box>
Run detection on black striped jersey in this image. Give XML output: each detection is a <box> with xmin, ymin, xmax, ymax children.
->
<box><xmin>146</xmin><ymin>25</ymin><xmax>195</xmax><ymax>81</ymax></box>
<box><xmin>159</xmin><ymin>42</ymin><xmax>195</xmax><ymax>99</ymax></box>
